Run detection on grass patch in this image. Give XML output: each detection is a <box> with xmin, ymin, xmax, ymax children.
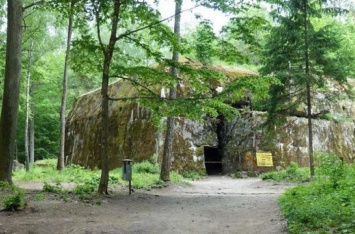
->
<box><xmin>13</xmin><ymin>159</ymin><xmax>99</xmax><ymax>184</ymax></box>
<box><xmin>260</xmin><ymin>162</ymin><xmax>310</xmax><ymax>182</ymax></box>
<box><xmin>278</xmin><ymin>154</ymin><xmax>355</xmax><ymax>234</ymax></box>
<box><xmin>13</xmin><ymin>159</ymin><xmax>192</xmax><ymax>192</ymax></box>
<box><xmin>133</xmin><ymin>160</ymin><xmax>160</xmax><ymax>174</ymax></box>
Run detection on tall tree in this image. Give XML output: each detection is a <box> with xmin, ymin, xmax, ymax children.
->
<box><xmin>16</xmin><ymin>2</ymin><xmax>67</xmax><ymax>164</ymax></box>
<box><xmin>0</xmin><ymin>0</ymin><xmax>23</xmax><ymax>182</ymax></box>
<box><xmin>24</xmin><ymin>41</ymin><xmax>34</xmax><ymax>171</ymax></box>
<box><xmin>96</xmin><ymin>0</ymin><xmax>122</xmax><ymax>195</ymax></box>
<box><xmin>160</xmin><ymin>0</ymin><xmax>182</xmax><ymax>182</ymax></box>
<box><xmin>58</xmin><ymin>0</ymin><xmax>76</xmax><ymax>171</ymax></box>
<box><xmin>261</xmin><ymin>0</ymin><xmax>353</xmax><ymax>177</ymax></box>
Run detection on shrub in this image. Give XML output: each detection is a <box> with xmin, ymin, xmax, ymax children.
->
<box><xmin>279</xmin><ymin>155</ymin><xmax>355</xmax><ymax>233</ymax></box>
<box><xmin>74</xmin><ymin>183</ymin><xmax>96</xmax><ymax>200</ymax></box>
<box><xmin>3</xmin><ymin>192</ymin><xmax>25</xmax><ymax>211</ymax></box>
<box><xmin>0</xmin><ymin>182</ymin><xmax>26</xmax><ymax>211</ymax></box>
<box><xmin>315</xmin><ymin>153</ymin><xmax>345</xmax><ymax>188</ymax></box>
<box><xmin>43</xmin><ymin>182</ymin><xmax>63</xmax><ymax>193</ymax></box>
<box><xmin>260</xmin><ymin>162</ymin><xmax>309</xmax><ymax>182</ymax></box>
<box><xmin>133</xmin><ymin>160</ymin><xmax>159</xmax><ymax>174</ymax></box>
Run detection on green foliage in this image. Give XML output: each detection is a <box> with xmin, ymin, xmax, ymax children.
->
<box><xmin>133</xmin><ymin>160</ymin><xmax>160</xmax><ymax>174</ymax></box>
<box><xmin>43</xmin><ymin>182</ymin><xmax>64</xmax><ymax>194</ymax></box>
<box><xmin>260</xmin><ymin>162</ymin><xmax>310</xmax><ymax>182</ymax></box>
<box><xmin>0</xmin><ymin>182</ymin><xmax>26</xmax><ymax>211</ymax></box>
<box><xmin>3</xmin><ymin>192</ymin><xmax>25</xmax><ymax>211</ymax></box>
<box><xmin>13</xmin><ymin>159</ymin><xmax>100</xmax><ymax>183</ymax></box>
<box><xmin>220</xmin><ymin>5</ymin><xmax>271</xmax><ymax>65</ymax></box>
<box><xmin>279</xmin><ymin>154</ymin><xmax>355</xmax><ymax>233</ymax></box>
<box><xmin>73</xmin><ymin>183</ymin><xmax>96</xmax><ymax>200</ymax></box>
<box><xmin>321</xmin><ymin>113</ymin><xmax>354</xmax><ymax>123</ymax></box>
<box><xmin>315</xmin><ymin>153</ymin><xmax>345</xmax><ymax>188</ymax></box>
<box><xmin>13</xmin><ymin>159</ymin><xmax>191</xmax><ymax>192</ymax></box>
<box><xmin>170</xmin><ymin>171</ymin><xmax>188</xmax><ymax>185</ymax></box>
<box><xmin>129</xmin><ymin>160</ymin><xmax>165</xmax><ymax>189</ymax></box>
<box><xmin>192</xmin><ymin>20</ymin><xmax>217</xmax><ymax>64</ymax></box>
<box><xmin>15</xmin><ymin>4</ymin><xmax>68</xmax><ymax>162</ymax></box>
<box><xmin>132</xmin><ymin>173</ymin><xmax>165</xmax><ymax>190</ymax></box>
<box><xmin>34</xmin><ymin>193</ymin><xmax>45</xmax><ymax>202</ymax></box>
<box><xmin>260</xmin><ymin>0</ymin><xmax>355</xmax><ymax>128</ymax></box>
<box><xmin>74</xmin><ymin>184</ymin><xmax>96</xmax><ymax>195</ymax></box>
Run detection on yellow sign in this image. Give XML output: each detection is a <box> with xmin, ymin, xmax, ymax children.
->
<box><xmin>256</xmin><ymin>152</ymin><xmax>273</xmax><ymax>167</ymax></box>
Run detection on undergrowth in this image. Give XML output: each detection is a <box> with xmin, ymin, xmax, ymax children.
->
<box><xmin>0</xmin><ymin>182</ymin><xmax>26</xmax><ymax>211</ymax></box>
<box><xmin>260</xmin><ymin>162</ymin><xmax>309</xmax><ymax>182</ymax></box>
<box><xmin>276</xmin><ymin>154</ymin><xmax>355</xmax><ymax>234</ymax></box>
<box><xmin>13</xmin><ymin>159</ymin><xmax>99</xmax><ymax>184</ymax></box>
<box><xmin>13</xmin><ymin>158</ymin><xmax>197</xmax><ymax>192</ymax></box>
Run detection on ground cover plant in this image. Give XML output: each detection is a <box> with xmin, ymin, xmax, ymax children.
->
<box><xmin>274</xmin><ymin>154</ymin><xmax>355</xmax><ymax>234</ymax></box>
<box><xmin>6</xmin><ymin>159</ymin><xmax>197</xmax><ymax>207</ymax></box>
<box><xmin>260</xmin><ymin>162</ymin><xmax>310</xmax><ymax>182</ymax></box>
<box><xmin>0</xmin><ymin>182</ymin><xmax>26</xmax><ymax>211</ymax></box>
<box><xmin>9</xmin><ymin>159</ymin><xmax>200</xmax><ymax>205</ymax></box>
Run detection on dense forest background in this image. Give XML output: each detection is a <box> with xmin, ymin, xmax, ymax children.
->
<box><xmin>0</xmin><ymin>0</ymin><xmax>354</xmax><ymax>171</ymax></box>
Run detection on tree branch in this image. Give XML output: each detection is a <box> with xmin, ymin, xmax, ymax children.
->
<box><xmin>116</xmin><ymin>5</ymin><xmax>200</xmax><ymax>40</ymax></box>
<box><xmin>108</xmin><ymin>95</ymin><xmax>213</xmax><ymax>102</ymax></box>
<box><xmin>23</xmin><ymin>0</ymin><xmax>46</xmax><ymax>11</ymax></box>
<box><xmin>111</xmin><ymin>75</ymin><xmax>163</xmax><ymax>101</ymax></box>
<box><xmin>94</xmin><ymin>3</ymin><xmax>106</xmax><ymax>54</ymax></box>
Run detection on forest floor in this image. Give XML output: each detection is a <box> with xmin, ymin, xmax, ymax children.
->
<box><xmin>1</xmin><ymin>177</ymin><xmax>293</xmax><ymax>234</ymax></box>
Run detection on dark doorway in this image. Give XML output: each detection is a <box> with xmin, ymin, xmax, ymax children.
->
<box><xmin>204</xmin><ymin>146</ymin><xmax>222</xmax><ymax>175</ymax></box>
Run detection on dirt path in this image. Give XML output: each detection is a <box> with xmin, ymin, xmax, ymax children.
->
<box><xmin>1</xmin><ymin>177</ymin><xmax>292</xmax><ymax>234</ymax></box>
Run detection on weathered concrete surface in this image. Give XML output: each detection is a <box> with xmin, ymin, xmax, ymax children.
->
<box><xmin>221</xmin><ymin>112</ymin><xmax>355</xmax><ymax>173</ymax></box>
<box><xmin>65</xmin><ymin>78</ymin><xmax>355</xmax><ymax>173</ymax></box>
<box><xmin>65</xmin><ymin>81</ymin><xmax>218</xmax><ymax>172</ymax></box>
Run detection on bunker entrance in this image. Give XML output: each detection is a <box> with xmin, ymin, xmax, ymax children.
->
<box><xmin>204</xmin><ymin>146</ymin><xmax>223</xmax><ymax>175</ymax></box>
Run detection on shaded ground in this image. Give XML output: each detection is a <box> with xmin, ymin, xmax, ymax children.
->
<box><xmin>0</xmin><ymin>177</ymin><xmax>292</xmax><ymax>234</ymax></box>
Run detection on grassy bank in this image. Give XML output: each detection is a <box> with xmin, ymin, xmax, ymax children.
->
<box><xmin>13</xmin><ymin>159</ymin><xmax>202</xmax><ymax>190</ymax></box>
<box><xmin>261</xmin><ymin>154</ymin><xmax>355</xmax><ymax>234</ymax></box>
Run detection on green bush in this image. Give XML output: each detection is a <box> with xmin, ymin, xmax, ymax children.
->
<box><xmin>74</xmin><ymin>184</ymin><xmax>96</xmax><ymax>195</ymax></box>
<box><xmin>133</xmin><ymin>160</ymin><xmax>159</xmax><ymax>174</ymax></box>
<box><xmin>315</xmin><ymin>153</ymin><xmax>345</xmax><ymax>188</ymax></box>
<box><xmin>279</xmin><ymin>155</ymin><xmax>355</xmax><ymax>234</ymax></box>
<box><xmin>3</xmin><ymin>192</ymin><xmax>25</xmax><ymax>211</ymax></box>
<box><xmin>43</xmin><ymin>182</ymin><xmax>63</xmax><ymax>193</ymax></box>
<box><xmin>260</xmin><ymin>162</ymin><xmax>309</xmax><ymax>182</ymax></box>
<box><xmin>0</xmin><ymin>182</ymin><xmax>26</xmax><ymax>211</ymax></box>
<box><xmin>74</xmin><ymin>183</ymin><xmax>96</xmax><ymax>199</ymax></box>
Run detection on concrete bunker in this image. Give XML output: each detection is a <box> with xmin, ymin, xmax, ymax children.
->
<box><xmin>204</xmin><ymin>146</ymin><xmax>223</xmax><ymax>175</ymax></box>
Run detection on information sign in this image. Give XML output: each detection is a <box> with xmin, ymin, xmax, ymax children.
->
<box><xmin>256</xmin><ymin>152</ymin><xmax>273</xmax><ymax>167</ymax></box>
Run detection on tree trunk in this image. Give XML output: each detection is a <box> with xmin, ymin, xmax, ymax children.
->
<box><xmin>57</xmin><ymin>0</ymin><xmax>74</xmax><ymax>171</ymax></box>
<box><xmin>98</xmin><ymin>0</ymin><xmax>121</xmax><ymax>195</ymax></box>
<box><xmin>29</xmin><ymin>103</ymin><xmax>35</xmax><ymax>164</ymax></box>
<box><xmin>0</xmin><ymin>0</ymin><xmax>23</xmax><ymax>182</ymax></box>
<box><xmin>303</xmin><ymin>0</ymin><xmax>314</xmax><ymax>177</ymax></box>
<box><xmin>25</xmin><ymin>42</ymin><xmax>33</xmax><ymax>172</ymax></box>
<box><xmin>160</xmin><ymin>0</ymin><xmax>182</xmax><ymax>181</ymax></box>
